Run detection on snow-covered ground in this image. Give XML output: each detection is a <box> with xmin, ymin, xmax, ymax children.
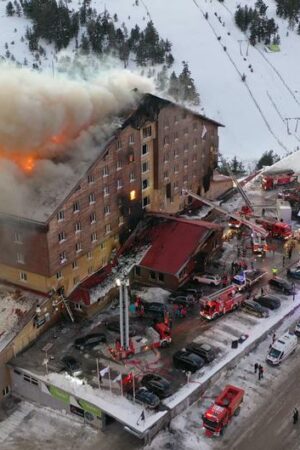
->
<box><xmin>1</xmin><ymin>0</ymin><xmax>300</xmax><ymax>161</ymax></box>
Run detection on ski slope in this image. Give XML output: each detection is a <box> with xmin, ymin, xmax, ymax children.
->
<box><xmin>1</xmin><ymin>0</ymin><xmax>300</xmax><ymax>161</ymax></box>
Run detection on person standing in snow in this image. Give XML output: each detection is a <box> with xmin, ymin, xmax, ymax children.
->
<box><xmin>293</xmin><ymin>408</ymin><xmax>299</xmax><ymax>424</ymax></box>
<box><xmin>254</xmin><ymin>362</ymin><xmax>258</xmax><ymax>374</ymax></box>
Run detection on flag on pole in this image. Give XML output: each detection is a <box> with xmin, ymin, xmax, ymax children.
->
<box><xmin>113</xmin><ymin>373</ymin><xmax>122</xmax><ymax>383</ymax></box>
<box><xmin>100</xmin><ymin>366</ymin><xmax>110</xmax><ymax>377</ymax></box>
<box><xmin>201</xmin><ymin>125</ymin><xmax>207</xmax><ymax>139</ymax></box>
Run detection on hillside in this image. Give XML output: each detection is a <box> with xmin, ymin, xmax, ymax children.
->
<box><xmin>1</xmin><ymin>0</ymin><xmax>300</xmax><ymax>161</ymax></box>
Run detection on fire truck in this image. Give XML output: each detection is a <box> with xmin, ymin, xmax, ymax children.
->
<box><xmin>256</xmin><ymin>217</ymin><xmax>292</xmax><ymax>239</ymax></box>
<box><xmin>262</xmin><ymin>170</ymin><xmax>297</xmax><ymax>191</ymax></box>
<box><xmin>109</xmin><ymin>322</ymin><xmax>172</xmax><ymax>360</ymax></box>
<box><xmin>200</xmin><ymin>285</ymin><xmax>245</xmax><ymax>320</ymax></box>
<box><xmin>202</xmin><ymin>385</ymin><xmax>245</xmax><ymax>436</ymax></box>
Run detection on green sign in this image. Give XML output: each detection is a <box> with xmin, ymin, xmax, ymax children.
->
<box><xmin>78</xmin><ymin>399</ymin><xmax>102</xmax><ymax>417</ymax></box>
<box><xmin>48</xmin><ymin>385</ymin><xmax>70</xmax><ymax>404</ymax></box>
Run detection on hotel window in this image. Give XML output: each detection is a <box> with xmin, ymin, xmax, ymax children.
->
<box><xmin>164</xmin><ymin>119</ymin><xmax>169</xmax><ymax>128</ymax></box>
<box><xmin>75</xmin><ymin>242</ymin><xmax>82</xmax><ymax>253</ymax></box>
<box><xmin>116</xmin><ymin>160</ymin><xmax>122</xmax><ymax>170</ymax></box>
<box><xmin>163</xmin><ymin>171</ymin><xmax>169</xmax><ymax>180</ymax></box>
<box><xmin>142</xmin><ymin>179</ymin><xmax>149</xmax><ymax>190</ymax></box>
<box><xmin>104</xmin><ymin>186</ymin><xmax>110</xmax><ymax>197</ymax></box>
<box><xmin>87</xmin><ymin>174</ymin><xmax>95</xmax><ymax>183</ymax></box>
<box><xmin>74</xmin><ymin>222</ymin><xmax>81</xmax><ymax>233</ymax></box>
<box><xmin>163</xmin><ymin>152</ymin><xmax>169</xmax><ymax>163</ymax></box>
<box><xmin>174</xmin><ymin>115</ymin><xmax>178</xmax><ymax>124</ymax></box>
<box><xmin>88</xmin><ymin>266</ymin><xmax>94</xmax><ymax>275</ymax></box>
<box><xmin>193</xmin><ymin>138</ymin><xmax>198</xmax><ymax>147</ymax></box>
<box><xmin>117</xmin><ymin>178</ymin><xmax>123</xmax><ymax>189</ymax></box>
<box><xmin>149</xmin><ymin>271</ymin><xmax>156</xmax><ymax>280</ymax></box>
<box><xmin>73</xmin><ymin>201</ymin><xmax>80</xmax><ymax>213</ymax></box>
<box><xmin>193</xmin><ymin>122</ymin><xmax>198</xmax><ymax>130</ymax></box>
<box><xmin>163</xmin><ymin>135</ymin><xmax>169</xmax><ymax>145</ymax></box>
<box><xmin>130</xmin><ymin>190</ymin><xmax>136</xmax><ymax>201</ymax></box>
<box><xmin>104</xmin><ymin>205</ymin><xmax>110</xmax><ymax>215</ymax></box>
<box><xmin>184</xmin><ymin>128</ymin><xmax>188</xmax><ymax>135</ymax></box>
<box><xmin>174</xmin><ymin>148</ymin><xmax>179</xmax><ymax>158</ymax></box>
<box><xmin>56</xmin><ymin>271</ymin><xmax>63</xmax><ymax>279</ymax></box>
<box><xmin>142</xmin><ymin>144</ymin><xmax>148</xmax><ymax>156</ymax></box>
<box><xmin>91</xmin><ymin>232</ymin><xmax>97</xmax><ymax>242</ymax></box>
<box><xmin>16</xmin><ymin>252</ymin><xmax>24</xmax><ymax>264</ymax></box>
<box><xmin>116</xmin><ymin>140</ymin><xmax>122</xmax><ymax>150</ymax></box>
<box><xmin>89</xmin><ymin>193</ymin><xmax>96</xmax><ymax>204</ymax></box>
<box><xmin>73</xmin><ymin>276</ymin><xmax>80</xmax><ymax>286</ymax></box>
<box><xmin>129</xmin><ymin>172</ymin><xmax>135</xmax><ymax>182</ymax></box>
<box><xmin>184</xmin><ymin>159</ymin><xmax>188</xmax><ymax>168</ymax></box>
<box><xmin>182</xmin><ymin>111</ymin><xmax>187</xmax><ymax>119</ymax></box>
<box><xmin>129</xmin><ymin>134</ymin><xmax>134</xmax><ymax>144</ymax></box>
<box><xmin>87</xmin><ymin>251</ymin><xmax>92</xmax><ymax>259</ymax></box>
<box><xmin>174</xmin><ymin>164</ymin><xmax>179</xmax><ymax>174</ymax></box>
<box><xmin>142</xmin><ymin>161</ymin><xmax>149</xmax><ymax>173</ymax></box>
<box><xmin>58</xmin><ymin>231</ymin><xmax>66</xmax><ymax>243</ymax></box>
<box><xmin>128</xmin><ymin>152</ymin><xmax>134</xmax><ymax>163</ymax></box>
<box><xmin>90</xmin><ymin>212</ymin><xmax>96</xmax><ymax>224</ymax></box>
<box><xmin>105</xmin><ymin>224</ymin><xmax>111</xmax><ymax>235</ymax></box>
<box><xmin>102</xmin><ymin>166</ymin><xmax>109</xmax><ymax>177</ymax></box>
<box><xmin>184</xmin><ymin>143</ymin><xmax>189</xmax><ymax>151</ymax></box>
<box><xmin>59</xmin><ymin>251</ymin><xmax>67</xmax><ymax>263</ymax></box>
<box><xmin>143</xmin><ymin>196</ymin><xmax>150</xmax><ymax>207</ymax></box>
<box><xmin>118</xmin><ymin>216</ymin><xmax>124</xmax><ymax>226</ymax></box>
<box><xmin>135</xmin><ymin>266</ymin><xmax>141</xmax><ymax>276</ymax></box>
<box><xmin>174</xmin><ymin>132</ymin><xmax>179</xmax><ymax>141</ymax></box>
<box><xmin>57</xmin><ymin>210</ymin><xmax>64</xmax><ymax>221</ymax></box>
<box><xmin>14</xmin><ymin>231</ymin><xmax>23</xmax><ymax>243</ymax></box>
<box><xmin>20</xmin><ymin>272</ymin><xmax>27</xmax><ymax>282</ymax></box>
<box><xmin>193</xmin><ymin>153</ymin><xmax>197</xmax><ymax>162</ymax></box>
<box><xmin>143</xmin><ymin>126</ymin><xmax>152</xmax><ymax>139</ymax></box>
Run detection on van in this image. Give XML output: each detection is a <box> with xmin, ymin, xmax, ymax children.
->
<box><xmin>266</xmin><ymin>332</ymin><xmax>297</xmax><ymax>366</ymax></box>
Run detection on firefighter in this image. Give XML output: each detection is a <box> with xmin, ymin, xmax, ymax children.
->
<box><xmin>293</xmin><ymin>408</ymin><xmax>299</xmax><ymax>424</ymax></box>
<box><xmin>222</xmin><ymin>273</ymin><xmax>228</xmax><ymax>287</ymax></box>
<box><xmin>272</xmin><ymin>267</ymin><xmax>278</xmax><ymax>277</ymax></box>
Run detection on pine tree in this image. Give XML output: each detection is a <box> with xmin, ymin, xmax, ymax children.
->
<box><xmin>256</xmin><ymin>150</ymin><xmax>280</xmax><ymax>169</ymax></box>
<box><xmin>6</xmin><ymin>1</ymin><xmax>15</xmax><ymax>16</ymax></box>
<box><xmin>178</xmin><ymin>61</ymin><xmax>200</xmax><ymax>105</ymax></box>
<box><xmin>167</xmin><ymin>71</ymin><xmax>179</xmax><ymax>101</ymax></box>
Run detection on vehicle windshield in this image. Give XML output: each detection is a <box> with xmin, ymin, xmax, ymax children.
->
<box><xmin>269</xmin><ymin>348</ymin><xmax>281</xmax><ymax>359</ymax></box>
<box><xmin>203</xmin><ymin>416</ymin><xmax>218</xmax><ymax>428</ymax></box>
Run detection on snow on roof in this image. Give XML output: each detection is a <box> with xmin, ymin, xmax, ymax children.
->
<box><xmin>265</xmin><ymin>149</ymin><xmax>300</xmax><ymax>175</ymax></box>
<box><xmin>0</xmin><ymin>285</ymin><xmax>41</xmax><ymax>351</ymax></box>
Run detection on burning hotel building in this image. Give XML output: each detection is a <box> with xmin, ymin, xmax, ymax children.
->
<box><xmin>0</xmin><ymin>82</ymin><xmax>221</xmax><ymax>297</ymax></box>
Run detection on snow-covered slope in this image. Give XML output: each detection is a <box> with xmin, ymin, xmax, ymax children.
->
<box><xmin>1</xmin><ymin>0</ymin><xmax>300</xmax><ymax>161</ymax></box>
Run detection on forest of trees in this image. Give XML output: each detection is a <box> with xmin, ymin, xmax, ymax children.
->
<box><xmin>166</xmin><ymin>61</ymin><xmax>200</xmax><ymax>106</ymax></box>
<box><xmin>256</xmin><ymin>150</ymin><xmax>280</xmax><ymax>169</ymax></box>
<box><xmin>235</xmin><ymin>0</ymin><xmax>280</xmax><ymax>46</ymax></box>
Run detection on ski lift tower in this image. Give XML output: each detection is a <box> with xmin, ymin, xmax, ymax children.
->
<box><xmin>116</xmin><ymin>278</ymin><xmax>130</xmax><ymax>350</ymax></box>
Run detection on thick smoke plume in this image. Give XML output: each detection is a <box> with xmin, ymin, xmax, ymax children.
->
<box><xmin>0</xmin><ymin>64</ymin><xmax>153</xmax><ymax>154</ymax></box>
<box><xmin>0</xmin><ymin>63</ymin><xmax>154</xmax><ymax>219</ymax></box>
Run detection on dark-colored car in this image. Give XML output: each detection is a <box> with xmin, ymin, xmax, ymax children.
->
<box><xmin>142</xmin><ymin>302</ymin><xmax>168</xmax><ymax>314</ymax></box>
<box><xmin>173</xmin><ymin>350</ymin><xmax>205</xmax><ymax>373</ymax></box>
<box><xmin>242</xmin><ymin>300</ymin><xmax>269</xmax><ymax>318</ymax></box>
<box><xmin>141</xmin><ymin>374</ymin><xmax>172</xmax><ymax>399</ymax></box>
<box><xmin>254</xmin><ymin>295</ymin><xmax>281</xmax><ymax>310</ymax></box>
<box><xmin>287</xmin><ymin>266</ymin><xmax>300</xmax><ymax>280</ymax></box>
<box><xmin>74</xmin><ymin>333</ymin><xmax>106</xmax><ymax>350</ymax></box>
<box><xmin>127</xmin><ymin>387</ymin><xmax>160</xmax><ymax>409</ymax></box>
<box><xmin>61</xmin><ymin>356</ymin><xmax>82</xmax><ymax>376</ymax></box>
<box><xmin>105</xmin><ymin>321</ymin><xmax>137</xmax><ymax>336</ymax></box>
<box><xmin>168</xmin><ymin>295</ymin><xmax>196</xmax><ymax>307</ymax></box>
<box><xmin>269</xmin><ymin>277</ymin><xmax>294</xmax><ymax>295</ymax></box>
<box><xmin>185</xmin><ymin>342</ymin><xmax>216</xmax><ymax>363</ymax></box>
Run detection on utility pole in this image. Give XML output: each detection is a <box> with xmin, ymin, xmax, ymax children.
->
<box><xmin>116</xmin><ymin>278</ymin><xmax>130</xmax><ymax>350</ymax></box>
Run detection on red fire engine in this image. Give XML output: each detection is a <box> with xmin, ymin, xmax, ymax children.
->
<box><xmin>256</xmin><ymin>217</ymin><xmax>292</xmax><ymax>239</ymax></box>
<box><xmin>200</xmin><ymin>285</ymin><xmax>245</xmax><ymax>320</ymax></box>
<box><xmin>262</xmin><ymin>170</ymin><xmax>296</xmax><ymax>191</ymax></box>
<box><xmin>202</xmin><ymin>385</ymin><xmax>245</xmax><ymax>436</ymax></box>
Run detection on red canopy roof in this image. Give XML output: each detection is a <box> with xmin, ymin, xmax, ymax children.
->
<box><xmin>140</xmin><ymin>219</ymin><xmax>212</xmax><ymax>275</ymax></box>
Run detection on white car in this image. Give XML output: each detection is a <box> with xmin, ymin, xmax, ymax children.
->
<box><xmin>193</xmin><ymin>273</ymin><xmax>221</xmax><ymax>286</ymax></box>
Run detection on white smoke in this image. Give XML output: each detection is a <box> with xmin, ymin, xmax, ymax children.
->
<box><xmin>0</xmin><ymin>62</ymin><xmax>154</xmax><ymax>218</ymax></box>
<box><xmin>0</xmin><ymin>63</ymin><xmax>153</xmax><ymax>153</ymax></box>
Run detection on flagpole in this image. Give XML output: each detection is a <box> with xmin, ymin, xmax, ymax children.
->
<box><xmin>96</xmin><ymin>359</ymin><xmax>100</xmax><ymax>389</ymax></box>
<box><xmin>120</xmin><ymin>374</ymin><xmax>123</xmax><ymax>397</ymax></box>
<box><xmin>108</xmin><ymin>366</ymin><xmax>112</xmax><ymax>393</ymax></box>
<box><xmin>132</xmin><ymin>371</ymin><xmax>135</xmax><ymax>403</ymax></box>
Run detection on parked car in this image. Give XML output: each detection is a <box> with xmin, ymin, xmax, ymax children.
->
<box><xmin>242</xmin><ymin>300</ymin><xmax>269</xmax><ymax>318</ymax></box>
<box><xmin>254</xmin><ymin>295</ymin><xmax>281</xmax><ymax>310</ymax></box>
<box><xmin>61</xmin><ymin>356</ymin><xmax>82</xmax><ymax>376</ymax></box>
<box><xmin>127</xmin><ymin>387</ymin><xmax>160</xmax><ymax>409</ymax></box>
<box><xmin>287</xmin><ymin>265</ymin><xmax>300</xmax><ymax>280</ymax></box>
<box><xmin>141</xmin><ymin>302</ymin><xmax>169</xmax><ymax>318</ymax></box>
<box><xmin>269</xmin><ymin>277</ymin><xmax>294</xmax><ymax>295</ymax></box>
<box><xmin>168</xmin><ymin>295</ymin><xmax>196</xmax><ymax>307</ymax></box>
<box><xmin>170</xmin><ymin>289</ymin><xmax>200</xmax><ymax>302</ymax></box>
<box><xmin>193</xmin><ymin>273</ymin><xmax>221</xmax><ymax>287</ymax></box>
<box><xmin>74</xmin><ymin>333</ymin><xmax>106</xmax><ymax>350</ymax></box>
<box><xmin>141</xmin><ymin>374</ymin><xmax>172</xmax><ymax>399</ymax></box>
<box><xmin>185</xmin><ymin>342</ymin><xmax>216</xmax><ymax>363</ymax></box>
<box><xmin>295</xmin><ymin>321</ymin><xmax>300</xmax><ymax>337</ymax></box>
<box><xmin>173</xmin><ymin>350</ymin><xmax>205</xmax><ymax>373</ymax></box>
<box><xmin>105</xmin><ymin>321</ymin><xmax>137</xmax><ymax>336</ymax></box>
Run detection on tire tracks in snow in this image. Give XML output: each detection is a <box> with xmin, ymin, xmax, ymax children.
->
<box><xmin>192</xmin><ymin>0</ymin><xmax>289</xmax><ymax>152</ymax></box>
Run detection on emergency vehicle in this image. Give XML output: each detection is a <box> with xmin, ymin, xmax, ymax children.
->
<box><xmin>256</xmin><ymin>217</ymin><xmax>292</xmax><ymax>239</ymax></box>
<box><xmin>200</xmin><ymin>285</ymin><xmax>245</xmax><ymax>320</ymax></box>
<box><xmin>262</xmin><ymin>170</ymin><xmax>296</xmax><ymax>191</ymax></box>
<box><xmin>202</xmin><ymin>385</ymin><xmax>245</xmax><ymax>436</ymax></box>
<box><xmin>232</xmin><ymin>269</ymin><xmax>266</xmax><ymax>291</ymax></box>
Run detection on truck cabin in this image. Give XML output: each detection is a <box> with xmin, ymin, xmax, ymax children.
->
<box><xmin>202</xmin><ymin>404</ymin><xmax>227</xmax><ymax>429</ymax></box>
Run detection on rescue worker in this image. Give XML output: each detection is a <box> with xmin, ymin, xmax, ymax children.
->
<box><xmin>293</xmin><ymin>408</ymin><xmax>299</xmax><ymax>424</ymax></box>
<box><xmin>254</xmin><ymin>362</ymin><xmax>259</xmax><ymax>374</ymax></box>
<box><xmin>180</xmin><ymin>305</ymin><xmax>187</xmax><ymax>319</ymax></box>
<box><xmin>272</xmin><ymin>267</ymin><xmax>278</xmax><ymax>277</ymax></box>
